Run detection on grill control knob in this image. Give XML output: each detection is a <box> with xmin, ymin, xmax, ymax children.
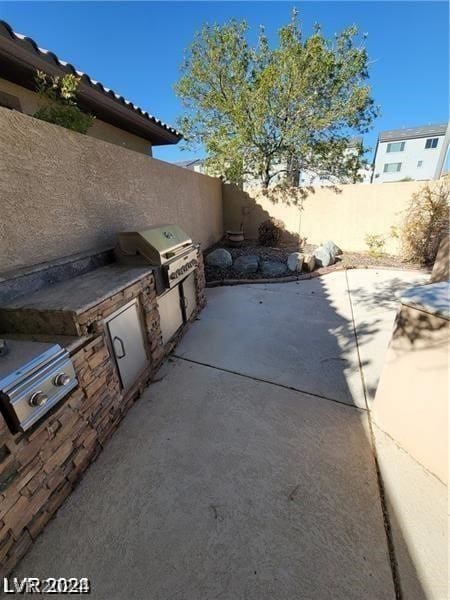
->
<box><xmin>54</xmin><ymin>373</ymin><xmax>71</xmax><ymax>387</ymax></box>
<box><xmin>29</xmin><ymin>391</ymin><xmax>49</xmax><ymax>407</ymax></box>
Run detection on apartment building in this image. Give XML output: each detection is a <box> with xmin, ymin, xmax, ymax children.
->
<box><xmin>372</xmin><ymin>123</ymin><xmax>448</xmax><ymax>183</ymax></box>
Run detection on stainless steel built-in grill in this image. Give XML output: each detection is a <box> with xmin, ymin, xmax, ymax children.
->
<box><xmin>115</xmin><ymin>225</ymin><xmax>199</xmax><ymax>344</ymax></box>
<box><xmin>0</xmin><ymin>339</ymin><xmax>77</xmax><ymax>432</ymax></box>
<box><xmin>115</xmin><ymin>225</ymin><xmax>198</xmax><ymax>294</ymax></box>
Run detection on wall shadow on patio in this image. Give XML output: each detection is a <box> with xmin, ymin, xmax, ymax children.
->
<box><xmin>312</xmin><ymin>274</ymin><xmax>429</xmax><ymax>599</ymax></box>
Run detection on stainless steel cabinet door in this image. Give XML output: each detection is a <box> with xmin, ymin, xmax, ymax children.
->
<box><xmin>182</xmin><ymin>272</ymin><xmax>197</xmax><ymax>320</ymax></box>
<box><xmin>106</xmin><ymin>300</ymin><xmax>148</xmax><ymax>390</ymax></box>
<box><xmin>157</xmin><ymin>286</ymin><xmax>183</xmax><ymax>345</ymax></box>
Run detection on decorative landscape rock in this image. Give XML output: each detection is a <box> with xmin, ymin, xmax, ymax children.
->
<box><xmin>314</xmin><ymin>246</ymin><xmax>334</xmax><ymax>268</ymax></box>
<box><xmin>206</xmin><ymin>248</ymin><xmax>232</xmax><ymax>268</ymax></box>
<box><xmin>260</xmin><ymin>260</ymin><xmax>288</xmax><ymax>277</ymax></box>
<box><xmin>323</xmin><ymin>240</ymin><xmax>342</xmax><ymax>257</ymax></box>
<box><xmin>233</xmin><ymin>255</ymin><xmax>259</xmax><ymax>274</ymax></box>
<box><xmin>287</xmin><ymin>252</ymin><xmax>304</xmax><ymax>273</ymax></box>
<box><xmin>303</xmin><ymin>254</ymin><xmax>316</xmax><ymax>272</ymax></box>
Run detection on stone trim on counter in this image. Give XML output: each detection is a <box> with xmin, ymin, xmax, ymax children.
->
<box><xmin>0</xmin><ymin>335</ymin><xmax>118</xmax><ymax>575</ymax></box>
<box><xmin>0</xmin><ymin>266</ymin><xmax>154</xmax><ymax>337</ymax></box>
<box><xmin>0</xmin><ymin>254</ymin><xmax>206</xmax><ymax>575</ymax></box>
<box><xmin>194</xmin><ymin>250</ymin><xmax>207</xmax><ymax>310</ymax></box>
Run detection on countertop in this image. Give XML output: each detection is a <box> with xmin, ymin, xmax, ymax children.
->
<box><xmin>400</xmin><ymin>280</ymin><xmax>450</xmax><ymax>320</ymax></box>
<box><xmin>1</xmin><ymin>264</ymin><xmax>154</xmax><ymax>315</ymax></box>
<box><xmin>2</xmin><ymin>333</ymin><xmax>88</xmax><ymax>355</ymax></box>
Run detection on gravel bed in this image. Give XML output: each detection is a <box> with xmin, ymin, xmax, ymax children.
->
<box><xmin>204</xmin><ymin>242</ymin><xmax>427</xmax><ymax>283</ymax></box>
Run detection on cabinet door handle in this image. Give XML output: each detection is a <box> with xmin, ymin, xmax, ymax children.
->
<box><xmin>113</xmin><ymin>336</ymin><xmax>126</xmax><ymax>359</ymax></box>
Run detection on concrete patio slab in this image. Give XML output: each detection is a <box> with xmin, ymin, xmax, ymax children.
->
<box><xmin>176</xmin><ymin>275</ymin><xmax>366</xmax><ymax>407</ymax></box>
<box><xmin>373</xmin><ymin>424</ymin><xmax>447</xmax><ymax>600</ymax></box>
<box><xmin>16</xmin><ymin>359</ymin><xmax>396</xmax><ymax>600</ymax></box>
<box><xmin>346</xmin><ymin>269</ymin><xmax>429</xmax><ymax>402</ymax></box>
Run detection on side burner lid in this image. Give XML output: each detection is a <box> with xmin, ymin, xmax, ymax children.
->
<box><xmin>0</xmin><ymin>339</ymin><xmax>63</xmax><ymax>392</ymax></box>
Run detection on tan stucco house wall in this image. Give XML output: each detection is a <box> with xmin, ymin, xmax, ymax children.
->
<box><xmin>0</xmin><ymin>77</ymin><xmax>152</xmax><ymax>155</ymax></box>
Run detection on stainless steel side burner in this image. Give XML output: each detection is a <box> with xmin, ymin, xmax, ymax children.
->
<box><xmin>0</xmin><ymin>338</ymin><xmax>77</xmax><ymax>433</ymax></box>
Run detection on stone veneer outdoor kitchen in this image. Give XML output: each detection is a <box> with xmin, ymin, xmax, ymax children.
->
<box><xmin>0</xmin><ymin>253</ymin><xmax>206</xmax><ymax>575</ymax></box>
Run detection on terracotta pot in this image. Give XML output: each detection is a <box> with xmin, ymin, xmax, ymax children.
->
<box><xmin>226</xmin><ymin>230</ymin><xmax>245</xmax><ymax>245</ymax></box>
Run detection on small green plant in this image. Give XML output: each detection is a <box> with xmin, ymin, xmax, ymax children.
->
<box><xmin>33</xmin><ymin>70</ymin><xmax>94</xmax><ymax>134</ymax></box>
<box><xmin>389</xmin><ymin>225</ymin><xmax>399</xmax><ymax>239</ymax></box>
<box><xmin>365</xmin><ymin>233</ymin><xmax>386</xmax><ymax>257</ymax></box>
<box><xmin>400</xmin><ymin>179</ymin><xmax>449</xmax><ymax>265</ymax></box>
<box><xmin>258</xmin><ymin>217</ymin><xmax>285</xmax><ymax>247</ymax></box>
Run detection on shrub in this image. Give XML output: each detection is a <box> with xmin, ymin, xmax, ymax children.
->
<box><xmin>258</xmin><ymin>217</ymin><xmax>285</xmax><ymax>246</ymax></box>
<box><xmin>365</xmin><ymin>233</ymin><xmax>386</xmax><ymax>257</ymax></box>
<box><xmin>400</xmin><ymin>179</ymin><xmax>449</xmax><ymax>265</ymax></box>
<box><xmin>33</xmin><ymin>70</ymin><xmax>95</xmax><ymax>134</ymax></box>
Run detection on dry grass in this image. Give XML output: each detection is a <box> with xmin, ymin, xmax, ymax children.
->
<box><xmin>399</xmin><ymin>178</ymin><xmax>449</xmax><ymax>265</ymax></box>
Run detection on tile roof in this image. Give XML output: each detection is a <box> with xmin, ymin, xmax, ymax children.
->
<box><xmin>379</xmin><ymin>123</ymin><xmax>447</xmax><ymax>142</ymax></box>
<box><xmin>0</xmin><ymin>20</ymin><xmax>182</xmax><ymax>143</ymax></box>
<box><xmin>173</xmin><ymin>159</ymin><xmax>204</xmax><ymax>168</ymax></box>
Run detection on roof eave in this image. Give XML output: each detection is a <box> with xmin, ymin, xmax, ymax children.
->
<box><xmin>0</xmin><ymin>22</ymin><xmax>182</xmax><ymax>146</ymax></box>
<box><xmin>76</xmin><ymin>80</ymin><xmax>181</xmax><ymax>145</ymax></box>
<box><xmin>379</xmin><ymin>133</ymin><xmax>446</xmax><ymax>143</ymax></box>
<box><xmin>378</xmin><ymin>124</ymin><xmax>448</xmax><ymax>143</ymax></box>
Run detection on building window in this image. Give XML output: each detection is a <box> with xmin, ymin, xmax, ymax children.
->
<box><xmin>386</xmin><ymin>141</ymin><xmax>405</xmax><ymax>153</ymax></box>
<box><xmin>425</xmin><ymin>138</ymin><xmax>439</xmax><ymax>149</ymax></box>
<box><xmin>383</xmin><ymin>162</ymin><xmax>402</xmax><ymax>173</ymax></box>
<box><xmin>417</xmin><ymin>160</ymin><xmax>423</xmax><ymax>167</ymax></box>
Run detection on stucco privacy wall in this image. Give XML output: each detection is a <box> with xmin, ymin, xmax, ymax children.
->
<box><xmin>223</xmin><ymin>181</ymin><xmax>424</xmax><ymax>255</ymax></box>
<box><xmin>0</xmin><ymin>108</ymin><xmax>223</xmax><ymax>273</ymax></box>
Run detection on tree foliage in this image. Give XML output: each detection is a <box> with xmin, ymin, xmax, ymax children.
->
<box><xmin>175</xmin><ymin>10</ymin><xmax>378</xmax><ymax>187</ymax></box>
<box><xmin>33</xmin><ymin>70</ymin><xmax>95</xmax><ymax>134</ymax></box>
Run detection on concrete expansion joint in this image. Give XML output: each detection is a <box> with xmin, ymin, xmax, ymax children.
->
<box><xmin>372</xmin><ymin>421</ymin><xmax>447</xmax><ymax>487</ymax></box>
<box><xmin>172</xmin><ymin>354</ymin><xmax>367</xmax><ymax>413</ymax></box>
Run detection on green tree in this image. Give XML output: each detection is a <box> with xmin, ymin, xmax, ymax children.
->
<box><xmin>175</xmin><ymin>10</ymin><xmax>378</xmax><ymax>188</ymax></box>
<box><xmin>33</xmin><ymin>70</ymin><xmax>94</xmax><ymax>134</ymax></box>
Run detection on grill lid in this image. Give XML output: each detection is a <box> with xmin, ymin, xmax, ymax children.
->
<box><xmin>117</xmin><ymin>225</ymin><xmax>192</xmax><ymax>265</ymax></box>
